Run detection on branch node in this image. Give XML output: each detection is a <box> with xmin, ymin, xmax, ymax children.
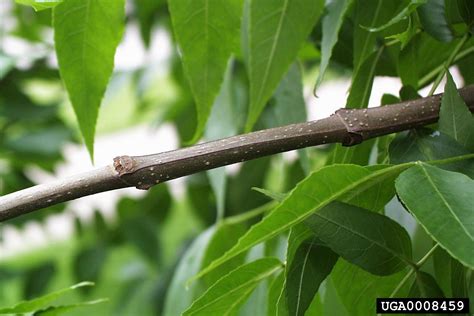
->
<box><xmin>113</xmin><ymin>155</ymin><xmax>136</xmax><ymax>176</ymax></box>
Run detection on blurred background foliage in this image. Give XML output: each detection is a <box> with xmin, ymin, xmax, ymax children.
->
<box><xmin>1</xmin><ymin>0</ymin><xmax>474</xmax><ymax>315</ymax></box>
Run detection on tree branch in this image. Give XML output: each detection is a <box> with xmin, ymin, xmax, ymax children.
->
<box><xmin>2</xmin><ymin>86</ymin><xmax>474</xmax><ymax>221</ymax></box>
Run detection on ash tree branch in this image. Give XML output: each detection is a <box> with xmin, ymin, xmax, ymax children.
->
<box><xmin>1</xmin><ymin>86</ymin><xmax>474</xmax><ymax>222</ymax></box>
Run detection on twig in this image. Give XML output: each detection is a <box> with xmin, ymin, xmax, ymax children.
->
<box><xmin>1</xmin><ymin>86</ymin><xmax>474</xmax><ymax>221</ymax></box>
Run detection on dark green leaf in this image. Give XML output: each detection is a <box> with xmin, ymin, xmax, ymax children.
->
<box><xmin>396</xmin><ymin>163</ymin><xmax>474</xmax><ymax>268</ymax></box>
<box><xmin>305</xmin><ymin>201</ymin><xmax>413</xmax><ymax>275</ymax></box>
<box><xmin>398</xmin><ymin>40</ymin><xmax>419</xmax><ymax>88</ymax></box>
<box><xmin>53</xmin><ymin>0</ymin><xmax>125</xmax><ymax>159</ymax></box>
<box><xmin>266</xmin><ymin>272</ymin><xmax>288</xmax><ymax>316</ymax></box>
<box><xmin>389</xmin><ymin>128</ymin><xmax>474</xmax><ymax>178</ymax></box>
<box><xmin>409</xmin><ymin>271</ymin><xmax>445</xmax><ymax>297</ymax></box>
<box><xmin>439</xmin><ymin>71</ymin><xmax>474</xmax><ymax>151</ymax></box>
<box><xmin>195</xmin><ymin>163</ymin><xmax>413</xmax><ymax>280</ymax></box>
<box><xmin>315</xmin><ymin>0</ymin><xmax>353</xmax><ymax>91</ymax></box>
<box><xmin>73</xmin><ymin>244</ymin><xmax>107</xmax><ymax>288</ymax></box>
<box><xmin>418</xmin><ymin>0</ymin><xmax>454</xmax><ymax>42</ymax></box>
<box><xmin>331</xmin><ymin>261</ymin><xmax>409</xmax><ymax>316</ymax></box>
<box><xmin>183</xmin><ymin>258</ymin><xmax>283</xmax><ymax>316</ymax></box>
<box><xmin>286</xmin><ymin>240</ymin><xmax>337</xmax><ymax>316</ymax></box>
<box><xmin>434</xmin><ymin>247</ymin><xmax>469</xmax><ymax>297</ymax></box>
<box><xmin>23</xmin><ymin>262</ymin><xmax>56</xmax><ymax>299</ymax></box>
<box><xmin>245</xmin><ymin>0</ymin><xmax>324</xmax><ymax>130</ymax></box>
<box><xmin>168</xmin><ymin>0</ymin><xmax>243</xmax><ymax>142</ymax></box>
<box><xmin>330</xmin><ymin>47</ymin><xmax>383</xmax><ymax>165</ymax></box>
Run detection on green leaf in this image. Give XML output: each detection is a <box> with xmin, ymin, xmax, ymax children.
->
<box><xmin>0</xmin><ymin>282</ymin><xmax>94</xmax><ymax>314</ymax></box>
<box><xmin>305</xmin><ymin>201</ymin><xmax>413</xmax><ymax>275</ymax></box>
<box><xmin>205</xmin><ymin>63</ymin><xmax>237</xmax><ymax>220</ymax></box>
<box><xmin>53</xmin><ymin>0</ymin><xmax>125</xmax><ymax>159</ymax></box>
<box><xmin>363</xmin><ymin>0</ymin><xmax>426</xmax><ymax>32</ymax></box>
<box><xmin>183</xmin><ymin>258</ymin><xmax>283</xmax><ymax>316</ymax></box>
<box><xmin>163</xmin><ymin>227</ymin><xmax>216</xmax><ymax>316</ymax></box>
<box><xmin>266</xmin><ymin>272</ymin><xmax>288</xmax><ymax>316</ymax></box>
<box><xmin>396</xmin><ymin>163</ymin><xmax>474</xmax><ymax>268</ymax></box>
<box><xmin>353</xmin><ymin>0</ymin><xmax>401</xmax><ymax>73</ymax></box>
<box><xmin>168</xmin><ymin>0</ymin><xmax>243</xmax><ymax>143</ymax></box>
<box><xmin>73</xmin><ymin>244</ymin><xmax>107</xmax><ymax>288</ymax></box>
<box><xmin>398</xmin><ymin>39</ymin><xmax>419</xmax><ymax>88</ymax></box>
<box><xmin>433</xmin><ymin>247</ymin><xmax>469</xmax><ymax>297</ymax></box>
<box><xmin>439</xmin><ymin>72</ymin><xmax>474</xmax><ymax>151</ymax></box>
<box><xmin>418</xmin><ymin>0</ymin><xmax>454</xmax><ymax>42</ymax></box>
<box><xmin>387</xmin><ymin>15</ymin><xmax>419</xmax><ymax>49</ymax></box>
<box><xmin>389</xmin><ymin>128</ymin><xmax>474</xmax><ymax>178</ymax></box>
<box><xmin>16</xmin><ymin>0</ymin><xmax>62</xmax><ymax>11</ymax></box>
<box><xmin>262</xmin><ymin>63</ymin><xmax>310</xmax><ymax>172</ymax></box>
<box><xmin>330</xmin><ymin>48</ymin><xmax>383</xmax><ymax>164</ymax></box>
<box><xmin>245</xmin><ymin>0</ymin><xmax>324</xmax><ymax>130</ymax></box>
<box><xmin>195</xmin><ymin>163</ymin><xmax>413</xmax><ymax>280</ymax></box>
<box><xmin>314</xmin><ymin>0</ymin><xmax>353</xmax><ymax>92</ymax></box>
<box><xmin>331</xmin><ymin>261</ymin><xmax>409</xmax><ymax>316</ymax></box>
<box><xmin>286</xmin><ymin>240</ymin><xmax>338</xmax><ymax>316</ymax></box>
<box><xmin>409</xmin><ymin>271</ymin><xmax>445</xmax><ymax>297</ymax></box>
<box><xmin>33</xmin><ymin>299</ymin><xmax>108</xmax><ymax>316</ymax></box>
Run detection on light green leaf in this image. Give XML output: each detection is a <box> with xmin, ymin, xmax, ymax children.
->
<box><xmin>331</xmin><ymin>261</ymin><xmax>409</xmax><ymax>316</ymax></box>
<box><xmin>314</xmin><ymin>0</ymin><xmax>353</xmax><ymax>92</ymax></box>
<box><xmin>168</xmin><ymin>0</ymin><xmax>243</xmax><ymax>143</ymax></box>
<box><xmin>183</xmin><ymin>258</ymin><xmax>283</xmax><ymax>316</ymax></box>
<box><xmin>16</xmin><ymin>0</ymin><xmax>62</xmax><ymax>11</ymax></box>
<box><xmin>53</xmin><ymin>0</ymin><xmax>125</xmax><ymax>159</ymax></box>
<box><xmin>194</xmin><ymin>163</ymin><xmax>412</xmax><ymax>280</ymax></box>
<box><xmin>0</xmin><ymin>282</ymin><xmax>94</xmax><ymax>314</ymax></box>
<box><xmin>396</xmin><ymin>163</ymin><xmax>474</xmax><ymax>268</ymax></box>
<box><xmin>33</xmin><ymin>299</ymin><xmax>108</xmax><ymax>316</ymax></box>
<box><xmin>245</xmin><ymin>0</ymin><xmax>324</xmax><ymax>130</ymax></box>
<box><xmin>205</xmin><ymin>63</ymin><xmax>237</xmax><ymax>220</ymax></box>
<box><xmin>163</xmin><ymin>227</ymin><xmax>216</xmax><ymax>316</ymax></box>
<box><xmin>439</xmin><ymin>71</ymin><xmax>474</xmax><ymax>151</ymax></box>
<box><xmin>305</xmin><ymin>201</ymin><xmax>413</xmax><ymax>275</ymax></box>
<box><xmin>363</xmin><ymin>0</ymin><xmax>426</xmax><ymax>32</ymax></box>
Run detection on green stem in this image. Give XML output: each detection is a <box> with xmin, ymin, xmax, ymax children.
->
<box><xmin>222</xmin><ymin>201</ymin><xmax>277</xmax><ymax>226</ymax></box>
<box><xmin>416</xmin><ymin>243</ymin><xmax>439</xmax><ymax>267</ymax></box>
<box><xmin>387</xmin><ymin>243</ymin><xmax>440</xmax><ymax>301</ymax></box>
<box><xmin>428</xmin><ymin>34</ymin><xmax>470</xmax><ymax>96</ymax></box>
<box><xmin>418</xmin><ymin>45</ymin><xmax>474</xmax><ymax>88</ymax></box>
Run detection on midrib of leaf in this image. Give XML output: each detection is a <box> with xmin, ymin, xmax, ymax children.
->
<box><xmin>312</xmin><ymin>212</ymin><xmax>413</xmax><ymax>266</ymax></box>
<box><xmin>204</xmin><ymin>0</ymin><xmax>209</xmax><ymax>107</ymax></box>
<box><xmin>295</xmin><ymin>243</ymin><xmax>312</xmax><ymax>316</ymax></box>
<box><xmin>356</xmin><ymin>46</ymin><xmax>384</xmax><ymax>108</ymax></box>
<box><xmin>356</xmin><ymin>0</ymin><xmax>382</xmax><ymax>72</ymax></box>
<box><xmin>253</xmin><ymin>0</ymin><xmax>289</xmax><ymax>108</ymax></box>
<box><xmin>188</xmin><ymin>265</ymin><xmax>282</xmax><ymax>315</ymax></box>
<box><xmin>447</xmin><ymin>93</ymin><xmax>459</xmax><ymax>141</ymax></box>
<box><xmin>419</xmin><ymin>164</ymin><xmax>473</xmax><ymax>240</ymax></box>
<box><xmin>222</xmin><ymin>288</ymin><xmax>254</xmax><ymax>316</ymax></box>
